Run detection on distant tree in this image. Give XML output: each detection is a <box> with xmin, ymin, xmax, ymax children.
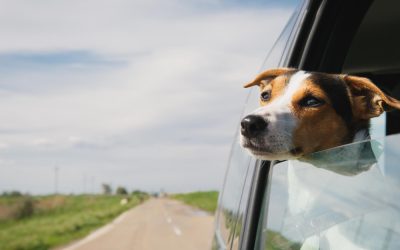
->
<box><xmin>131</xmin><ymin>190</ymin><xmax>148</xmax><ymax>201</ymax></box>
<box><xmin>9</xmin><ymin>190</ymin><xmax>22</xmax><ymax>197</ymax></box>
<box><xmin>101</xmin><ymin>183</ymin><xmax>112</xmax><ymax>195</ymax></box>
<box><xmin>131</xmin><ymin>190</ymin><xmax>142</xmax><ymax>195</ymax></box>
<box><xmin>12</xmin><ymin>196</ymin><xmax>34</xmax><ymax>219</ymax></box>
<box><xmin>0</xmin><ymin>190</ymin><xmax>23</xmax><ymax>197</ymax></box>
<box><xmin>116</xmin><ymin>186</ymin><xmax>128</xmax><ymax>195</ymax></box>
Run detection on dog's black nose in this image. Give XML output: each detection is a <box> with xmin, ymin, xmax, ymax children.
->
<box><xmin>241</xmin><ymin>115</ymin><xmax>268</xmax><ymax>138</ymax></box>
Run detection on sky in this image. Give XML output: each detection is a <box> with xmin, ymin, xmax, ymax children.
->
<box><xmin>0</xmin><ymin>0</ymin><xmax>297</xmax><ymax>194</ymax></box>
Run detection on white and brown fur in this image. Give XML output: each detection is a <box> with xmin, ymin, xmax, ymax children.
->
<box><xmin>241</xmin><ymin>68</ymin><xmax>400</xmax><ymax>249</ymax></box>
<box><xmin>240</xmin><ymin>68</ymin><xmax>400</xmax><ymax>161</ymax></box>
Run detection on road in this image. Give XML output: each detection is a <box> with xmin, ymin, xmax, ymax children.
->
<box><xmin>61</xmin><ymin>198</ymin><xmax>214</xmax><ymax>250</ymax></box>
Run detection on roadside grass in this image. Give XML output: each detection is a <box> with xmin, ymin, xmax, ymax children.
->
<box><xmin>170</xmin><ymin>191</ymin><xmax>219</xmax><ymax>213</ymax></box>
<box><xmin>0</xmin><ymin>194</ymin><xmax>148</xmax><ymax>250</ymax></box>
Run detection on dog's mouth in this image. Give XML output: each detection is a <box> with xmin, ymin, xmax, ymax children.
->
<box><xmin>241</xmin><ymin>137</ymin><xmax>303</xmax><ymax>158</ymax></box>
<box><xmin>240</xmin><ymin>138</ymin><xmax>280</xmax><ymax>157</ymax></box>
<box><xmin>241</xmin><ymin>139</ymin><xmax>269</xmax><ymax>153</ymax></box>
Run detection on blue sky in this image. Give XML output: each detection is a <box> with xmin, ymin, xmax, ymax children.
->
<box><xmin>0</xmin><ymin>0</ymin><xmax>297</xmax><ymax>194</ymax></box>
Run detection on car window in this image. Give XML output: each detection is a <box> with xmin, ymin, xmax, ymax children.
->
<box><xmin>213</xmin><ymin>2</ymin><xmax>304</xmax><ymax>249</ymax></box>
<box><xmin>256</xmin><ymin>133</ymin><xmax>400</xmax><ymax>250</ymax></box>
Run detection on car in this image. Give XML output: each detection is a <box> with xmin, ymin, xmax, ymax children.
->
<box><xmin>212</xmin><ymin>0</ymin><xmax>400</xmax><ymax>249</ymax></box>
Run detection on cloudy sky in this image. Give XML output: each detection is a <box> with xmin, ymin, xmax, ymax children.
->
<box><xmin>0</xmin><ymin>0</ymin><xmax>297</xmax><ymax>194</ymax></box>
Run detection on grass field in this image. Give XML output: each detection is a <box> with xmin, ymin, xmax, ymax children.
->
<box><xmin>170</xmin><ymin>191</ymin><xmax>219</xmax><ymax>213</ymax></box>
<box><xmin>0</xmin><ymin>194</ymin><xmax>147</xmax><ymax>250</ymax></box>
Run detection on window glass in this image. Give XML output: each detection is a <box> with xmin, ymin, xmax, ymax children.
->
<box><xmin>256</xmin><ymin>134</ymin><xmax>400</xmax><ymax>249</ymax></box>
<box><xmin>213</xmin><ymin>1</ymin><xmax>304</xmax><ymax>248</ymax></box>
<box><xmin>227</xmin><ymin>156</ymin><xmax>258</xmax><ymax>250</ymax></box>
<box><xmin>214</xmin><ymin>137</ymin><xmax>255</xmax><ymax>249</ymax></box>
<box><xmin>260</xmin><ymin>2</ymin><xmax>303</xmax><ymax>70</ymax></box>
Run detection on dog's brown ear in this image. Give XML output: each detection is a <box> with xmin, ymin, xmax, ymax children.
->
<box><xmin>343</xmin><ymin>75</ymin><xmax>400</xmax><ymax>119</ymax></box>
<box><xmin>244</xmin><ymin>68</ymin><xmax>295</xmax><ymax>88</ymax></box>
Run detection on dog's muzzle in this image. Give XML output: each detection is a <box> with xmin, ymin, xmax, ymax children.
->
<box><xmin>240</xmin><ymin>115</ymin><xmax>268</xmax><ymax>138</ymax></box>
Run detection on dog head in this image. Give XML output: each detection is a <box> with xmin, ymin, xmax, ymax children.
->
<box><xmin>240</xmin><ymin>68</ymin><xmax>400</xmax><ymax>160</ymax></box>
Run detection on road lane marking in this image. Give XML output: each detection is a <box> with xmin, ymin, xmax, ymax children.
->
<box><xmin>162</xmin><ymin>204</ymin><xmax>183</xmax><ymax>237</ymax></box>
<box><xmin>172</xmin><ymin>225</ymin><xmax>182</xmax><ymax>236</ymax></box>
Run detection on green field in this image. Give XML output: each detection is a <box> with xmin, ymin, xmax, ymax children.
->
<box><xmin>0</xmin><ymin>194</ymin><xmax>147</xmax><ymax>250</ymax></box>
<box><xmin>170</xmin><ymin>191</ymin><xmax>219</xmax><ymax>213</ymax></box>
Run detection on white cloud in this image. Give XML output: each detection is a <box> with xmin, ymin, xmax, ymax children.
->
<box><xmin>0</xmin><ymin>1</ymin><xmax>290</xmax><ymax>55</ymax></box>
<box><xmin>31</xmin><ymin>138</ymin><xmax>54</xmax><ymax>147</ymax></box>
<box><xmin>0</xmin><ymin>0</ymin><xmax>294</xmax><ymax>194</ymax></box>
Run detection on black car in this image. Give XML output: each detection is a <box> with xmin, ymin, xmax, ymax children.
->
<box><xmin>213</xmin><ymin>0</ymin><xmax>400</xmax><ymax>249</ymax></box>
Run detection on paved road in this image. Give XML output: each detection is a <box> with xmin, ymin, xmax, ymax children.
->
<box><xmin>61</xmin><ymin>198</ymin><xmax>214</xmax><ymax>250</ymax></box>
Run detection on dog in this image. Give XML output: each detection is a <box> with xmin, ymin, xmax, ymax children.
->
<box><xmin>240</xmin><ymin>68</ymin><xmax>400</xmax><ymax>161</ymax></box>
<box><xmin>240</xmin><ymin>68</ymin><xmax>400</xmax><ymax>249</ymax></box>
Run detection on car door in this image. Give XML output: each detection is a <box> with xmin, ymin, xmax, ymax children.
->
<box><xmin>254</xmin><ymin>0</ymin><xmax>400</xmax><ymax>249</ymax></box>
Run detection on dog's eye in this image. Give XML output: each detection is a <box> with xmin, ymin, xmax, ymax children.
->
<box><xmin>299</xmin><ymin>96</ymin><xmax>324</xmax><ymax>107</ymax></box>
<box><xmin>260</xmin><ymin>91</ymin><xmax>271</xmax><ymax>101</ymax></box>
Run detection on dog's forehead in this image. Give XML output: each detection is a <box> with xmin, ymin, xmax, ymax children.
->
<box><xmin>269</xmin><ymin>71</ymin><xmax>343</xmax><ymax>97</ymax></box>
<box><xmin>270</xmin><ymin>71</ymin><xmax>311</xmax><ymax>101</ymax></box>
<box><xmin>285</xmin><ymin>71</ymin><xmax>311</xmax><ymax>91</ymax></box>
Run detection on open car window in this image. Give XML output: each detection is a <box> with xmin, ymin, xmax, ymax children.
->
<box><xmin>256</xmin><ymin>133</ymin><xmax>400</xmax><ymax>250</ymax></box>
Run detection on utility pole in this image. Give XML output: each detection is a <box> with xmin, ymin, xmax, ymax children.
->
<box><xmin>90</xmin><ymin>176</ymin><xmax>95</xmax><ymax>194</ymax></box>
<box><xmin>83</xmin><ymin>174</ymin><xmax>87</xmax><ymax>194</ymax></box>
<box><xmin>54</xmin><ymin>166</ymin><xmax>59</xmax><ymax>194</ymax></box>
